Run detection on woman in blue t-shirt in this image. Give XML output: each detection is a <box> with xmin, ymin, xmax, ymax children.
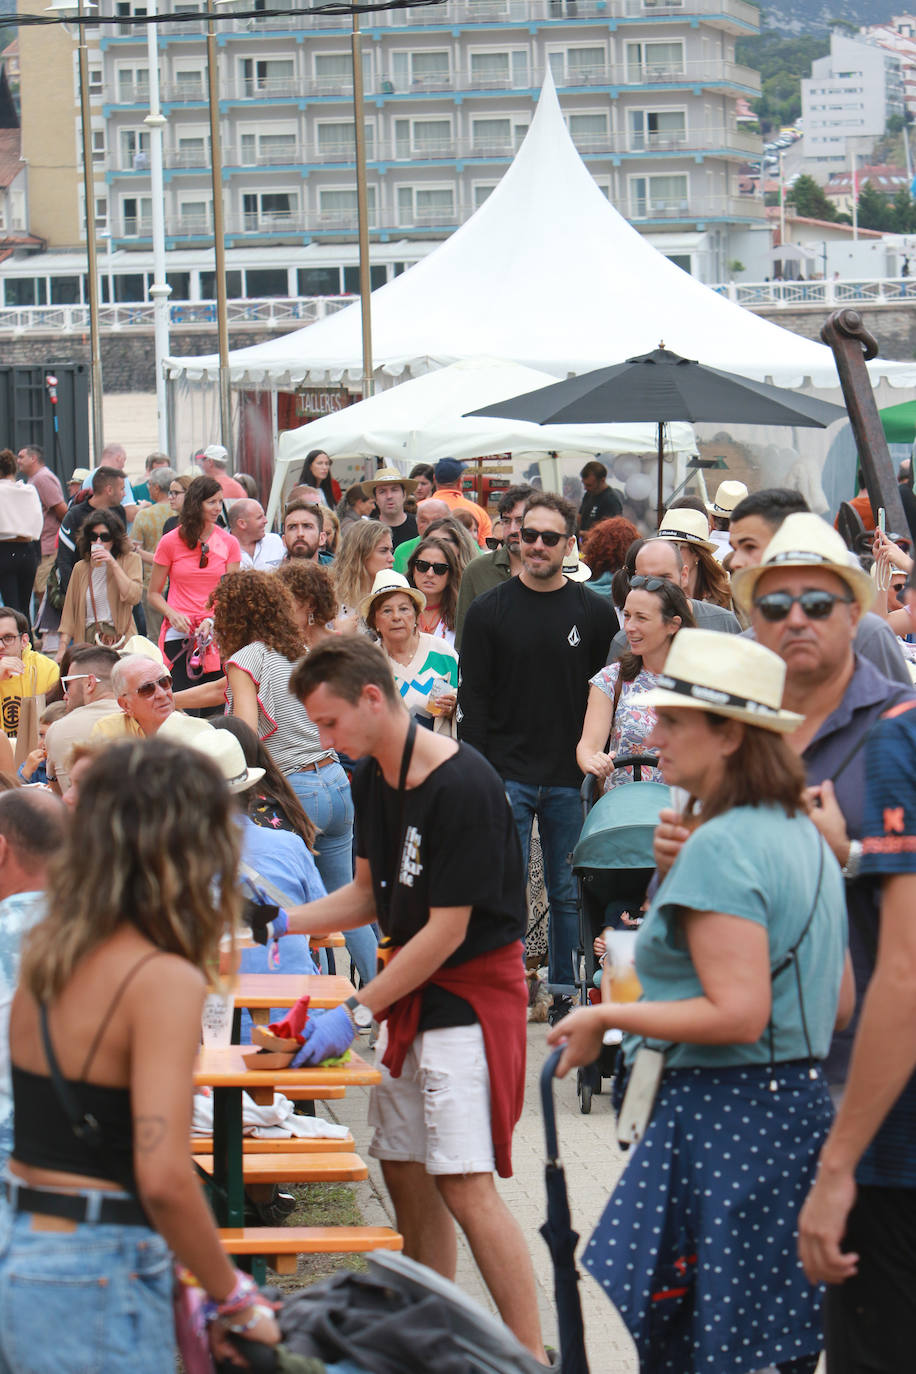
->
<box><xmin>549</xmin><ymin>628</ymin><xmax>854</xmax><ymax>1374</ymax></box>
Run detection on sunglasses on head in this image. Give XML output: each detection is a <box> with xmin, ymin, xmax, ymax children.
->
<box><xmin>753</xmin><ymin>589</ymin><xmax>854</xmax><ymax>622</ymax></box>
<box><xmin>520</xmin><ymin>527</ymin><xmax>565</xmax><ymax>548</ymax></box>
<box><xmin>485</xmin><ymin>536</ymin><xmax>504</xmax><ymax>551</ymax></box>
<box><xmin>133</xmin><ymin>673</ymin><xmax>173</xmax><ymax>698</ymax></box>
<box><xmin>628</xmin><ymin>575</ymin><xmax>668</xmax><ymax>592</ymax></box>
<box><xmin>414</xmin><ymin>558</ymin><xmax>449</xmax><ymax>576</ymax></box>
<box><xmin>199</xmin><ymin>541</ymin><xmax>210</xmax><ymax>569</ymax></box>
<box><xmin>90</xmin><ymin>531</ymin><xmax>114</xmax><ymax>543</ymax></box>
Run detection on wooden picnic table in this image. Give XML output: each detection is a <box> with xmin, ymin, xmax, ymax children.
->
<box><xmin>234</xmin><ymin>972</ymin><xmax>355</xmax><ymax>1024</ymax></box>
<box><xmin>194</xmin><ymin>1045</ymin><xmax>380</xmax><ymax>1227</ymax></box>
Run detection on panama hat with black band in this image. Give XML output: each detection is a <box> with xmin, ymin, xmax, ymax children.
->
<box><xmin>657</xmin><ymin>507</ymin><xmax>717</xmax><ymax>553</ymax></box>
<box><xmin>362</xmin><ymin>466</ymin><xmax>418</xmax><ymax>497</ymax></box>
<box><xmin>706</xmin><ymin>480</ymin><xmax>748</xmax><ymax>519</ymax></box>
<box><xmin>633</xmin><ymin>627</ymin><xmax>803</xmax><ymax>732</ymax></box>
<box><xmin>730</xmin><ymin>511</ymin><xmax>875</xmax><ymax>619</ymax></box>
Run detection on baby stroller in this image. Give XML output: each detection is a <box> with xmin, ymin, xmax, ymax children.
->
<box><xmin>571</xmin><ymin>756</ymin><xmax>669</xmax><ymax>1114</ymax></box>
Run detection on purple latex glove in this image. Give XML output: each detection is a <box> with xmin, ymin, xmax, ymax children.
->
<box><xmin>290</xmin><ymin>1005</ymin><xmax>355</xmax><ymax>1067</ymax></box>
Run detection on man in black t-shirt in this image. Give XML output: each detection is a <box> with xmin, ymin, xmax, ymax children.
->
<box><xmin>578</xmin><ymin>459</ymin><xmax>622</xmax><ymax>532</ymax></box>
<box><xmin>459</xmin><ymin>491</ymin><xmax>617</xmax><ymax>1022</ymax></box>
<box><xmin>362</xmin><ymin>466</ymin><xmax>418</xmax><ymax>551</ymax></box>
<box><xmin>254</xmin><ymin>638</ymin><xmax>545</xmax><ymax>1365</ymax></box>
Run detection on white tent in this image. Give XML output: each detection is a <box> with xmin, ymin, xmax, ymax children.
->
<box><xmin>165</xmin><ymin>73</ymin><xmax>916</xmax><ymax>392</ymax></box>
<box><xmin>266</xmin><ymin>356</ymin><xmax>696</xmax><ymax>521</ymax></box>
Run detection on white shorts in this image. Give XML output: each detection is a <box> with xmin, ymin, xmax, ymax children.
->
<box><xmin>368</xmin><ymin>1020</ymin><xmax>495</xmax><ymax>1176</ymax></box>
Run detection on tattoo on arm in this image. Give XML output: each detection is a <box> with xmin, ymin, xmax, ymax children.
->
<box><xmin>134</xmin><ymin>1116</ymin><xmax>168</xmax><ymax>1153</ymax></box>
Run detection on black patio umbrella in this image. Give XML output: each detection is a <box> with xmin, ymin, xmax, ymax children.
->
<box><xmin>467</xmin><ymin>346</ymin><xmax>848</xmax><ymax>522</ymax></box>
<box><xmin>540</xmin><ymin>1049</ymin><xmax>589</xmax><ymax>1374</ymax></box>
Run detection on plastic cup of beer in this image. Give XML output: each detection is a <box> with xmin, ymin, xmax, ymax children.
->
<box><xmin>427</xmin><ymin>676</ymin><xmax>453</xmax><ymax>717</ymax></box>
<box><xmin>603</xmin><ymin>928</ymin><xmax>641</xmax><ymax>1003</ymax></box>
<box><xmin>201</xmin><ymin>991</ymin><xmax>235</xmax><ymax>1048</ymax></box>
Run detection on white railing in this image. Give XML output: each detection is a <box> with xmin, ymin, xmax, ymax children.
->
<box><xmin>0</xmin><ymin>297</ymin><xmax>353</xmax><ymax>335</ymax></box>
<box><xmin>711</xmin><ymin>278</ymin><xmax>916</xmax><ymax>307</ymax></box>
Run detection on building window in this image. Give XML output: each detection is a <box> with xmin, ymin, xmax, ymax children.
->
<box><xmin>394</xmin><ymin>118</ymin><xmax>452</xmax><ymax>159</ymax></box>
<box><xmin>315</xmin><ymin>120</ymin><xmax>374</xmax><ymax>160</ymax></box>
<box><xmin>120</xmin><ymin>128</ymin><xmax>150</xmax><ymax>170</ymax></box>
<box><xmin>318</xmin><ymin>186</ymin><xmax>377</xmax><ymax>227</ymax></box>
<box><xmin>313</xmin><ymin>52</ymin><xmax>352</xmax><ymax>93</ymax></box>
<box><xmin>91</xmin><ymin>129</ymin><xmax>106</xmax><ymax>163</ymax></box>
<box><xmin>240</xmin><ymin>58</ymin><xmax>295</xmax><ymax>98</ymax></box>
<box><xmin>242</xmin><ymin>191</ymin><xmax>297</xmax><ymax>230</ymax></box>
<box><xmin>178</xmin><ymin>200</ymin><xmax>211</xmax><ymax>232</ymax></box>
<box><xmin>625</xmin><ymin>41</ymin><xmax>685</xmax><ymax>81</ymax></box>
<box><xmin>174</xmin><ymin>69</ymin><xmax>205</xmax><ymax>99</ymax></box>
<box><xmin>50</xmin><ymin>276</ymin><xmax>82</xmax><ymax>305</ymax></box>
<box><xmin>468</xmin><ymin>50</ymin><xmax>528</xmax><ymax>89</ymax></box>
<box><xmin>472</xmin><ymin>183</ymin><xmax>497</xmax><ymax>207</ymax></box>
<box><xmin>568</xmin><ymin>112</ymin><xmax>609</xmax><ymax>151</ymax></box>
<box><xmin>120</xmin><ymin>195</ymin><xmax>153</xmax><ymax>236</ymax></box>
<box><xmin>396</xmin><ymin>184</ymin><xmax>456</xmax><ymax>227</ymax></box>
<box><xmin>239</xmin><ymin>131</ymin><xmax>298</xmax><ymax>164</ymax></box>
<box><xmin>627</xmin><ymin>108</ymin><xmax>686</xmax><ymax>150</ymax></box>
<box><xmin>88</xmin><ymin>65</ymin><xmax>103</xmax><ymax>95</ymax></box>
<box><xmin>343</xmin><ymin>264</ymin><xmax>386</xmax><ymax>293</ymax></box>
<box><xmin>116</xmin><ymin>67</ymin><xmax>150</xmax><ymax>102</ymax></box>
<box><xmin>175</xmin><ymin>136</ymin><xmax>209</xmax><ymax>168</ymax></box>
<box><xmin>628</xmin><ymin>173</ymin><xmax>688</xmax><ymax>217</ymax></box>
<box><xmin>201</xmin><ymin>270</ymin><xmax>243</xmax><ymax>299</ymax></box>
<box><xmin>471</xmin><ymin>117</ymin><xmax>511</xmax><ymax>154</ymax></box>
<box><xmin>548</xmin><ymin>47</ymin><xmax>606</xmax><ymax>85</ymax></box>
<box><xmin>245</xmin><ymin>268</ymin><xmax>290</xmax><ymax>297</ymax></box>
<box><xmin>298</xmin><ymin>266</ymin><xmax>342</xmax><ymax>295</ymax></box>
<box><xmin>390</xmin><ymin>50</ymin><xmax>450</xmax><ymax>92</ymax></box>
<box><xmin>166</xmin><ymin>272</ymin><xmax>191</xmax><ymax>299</ymax></box>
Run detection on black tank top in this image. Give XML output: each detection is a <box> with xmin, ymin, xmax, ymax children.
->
<box><xmin>12</xmin><ymin>951</ymin><xmax>162</xmax><ymax>1187</ymax></box>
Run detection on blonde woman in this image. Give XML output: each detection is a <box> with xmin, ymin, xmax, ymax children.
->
<box><xmin>332</xmin><ymin>519</ymin><xmax>394</xmax><ymax>635</ymax></box>
<box><xmin>0</xmin><ymin>739</ymin><xmax>280</xmax><ymax>1371</ymax></box>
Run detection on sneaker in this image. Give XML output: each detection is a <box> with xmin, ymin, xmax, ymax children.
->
<box><xmin>547</xmin><ymin>995</ymin><xmax>573</xmax><ymax>1027</ymax></box>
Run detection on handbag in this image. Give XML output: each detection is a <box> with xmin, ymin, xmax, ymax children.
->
<box><xmin>87</xmin><ymin>569</ymin><xmax>126</xmax><ymax>650</ymax></box>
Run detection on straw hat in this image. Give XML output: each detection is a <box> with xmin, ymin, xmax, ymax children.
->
<box><xmin>362</xmin><ymin>465</ymin><xmax>418</xmax><ymax>497</ymax></box>
<box><xmin>706</xmin><ymin>480</ymin><xmax>748</xmax><ymax>518</ymax></box>
<box><xmin>158</xmin><ymin>713</ymin><xmax>265</xmax><ymax>792</ymax></box>
<box><xmin>118</xmin><ymin>635</ymin><xmax>165</xmax><ymax>665</ymax></box>
<box><xmin>69</xmin><ymin>467</ymin><xmax>90</xmax><ymax>485</ymax></box>
<box><xmin>359</xmin><ymin>569</ymin><xmax>426</xmax><ymax>623</ymax></box>
<box><xmin>562</xmin><ymin>548</ymin><xmax>592</xmax><ymax>583</ymax></box>
<box><xmin>730</xmin><ymin>512</ymin><xmax>875</xmax><ymax>617</ymax></box>
<box><xmin>633</xmin><ymin>628</ymin><xmax>803</xmax><ymax>732</ymax></box>
<box><xmin>657</xmin><ymin>507</ymin><xmax>717</xmax><ymax>552</ymax></box>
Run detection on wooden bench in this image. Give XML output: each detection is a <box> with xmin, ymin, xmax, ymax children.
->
<box><xmin>193</xmin><ymin>1152</ymin><xmax>368</xmax><ymax>1184</ymax></box>
<box><xmin>218</xmin><ymin>1225</ymin><xmax>402</xmax><ymax>1275</ymax></box>
<box><xmin>282</xmin><ymin>1085</ymin><xmax>346</xmax><ymax>1102</ymax></box>
<box><xmin>191</xmin><ymin>1134</ymin><xmax>354</xmax><ymax>1155</ymax></box>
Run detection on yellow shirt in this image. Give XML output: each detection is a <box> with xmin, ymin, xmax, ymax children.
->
<box><xmin>89</xmin><ymin>712</ymin><xmax>145</xmax><ymax>743</ymax></box>
<box><xmin>0</xmin><ymin>648</ymin><xmax>60</xmax><ymax>737</ymax></box>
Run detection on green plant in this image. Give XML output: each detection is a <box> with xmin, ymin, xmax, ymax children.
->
<box><xmin>727</xmin><ymin>259</ymin><xmax>746</xmax><ymax>274</ymax></box>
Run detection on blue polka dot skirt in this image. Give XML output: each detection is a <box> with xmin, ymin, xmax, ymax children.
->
<box><xmin>584</xmin><ymin>1062</ymin><xmax>832</xmax><ymax>1373</ymax></box>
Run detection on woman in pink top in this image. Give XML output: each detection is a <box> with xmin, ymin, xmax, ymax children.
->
<box><xmin>148</xmin><ymin>475</ymin><xmax>240</xmax><ymax>704</ymax></box>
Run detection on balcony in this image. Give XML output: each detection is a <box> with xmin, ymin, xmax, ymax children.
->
<box><xmin>0</xmin><ymin>297</ymin><xmax>352</xmax><ymax>336</ymax></box>
<box><xmin>629</xmin><ymin>193</ymin><xmax>765</xmax><ymax>221</ymax></box>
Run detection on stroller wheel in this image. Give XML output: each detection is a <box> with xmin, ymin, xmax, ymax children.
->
<box><xmin>577</xmin><ymin>1068</ymin><xmax>593</xmax><ymax>1114</ymax></box>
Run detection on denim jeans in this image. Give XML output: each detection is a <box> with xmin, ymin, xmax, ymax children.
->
<box><xmin>504</xmin><ymin>781</ymin><xmax>581</xmax><ymax>991</ymax></box>
<box><xmin>0</xmin><ymin>1205</ymin><xmax>173</xmax><ymax>1374</ymax></box>
<box><xmin>288</xmin><ymin>761</ymin><xmax>378</xmax><ymax>986</ymax></box>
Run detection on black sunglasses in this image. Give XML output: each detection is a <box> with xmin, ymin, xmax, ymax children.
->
<box><xmin>133</xmin><ymin>674</ymin><xmax>173</xmax><ymax>698</ymax></box>
<box><xmin>485</xmin><ymin>536</ymin><xmax>504</xmax><ymax>551</ymax></box>
<box><xmin>753</xmin><ymin>589</ymin><xmax>854</xmax><ymax>622</ymax></box>
<box><xmin>90</xmin><ymin>530</ymin><xmax>114</xmax><ymax>543</ymax></box>
<box><xmin>199</xmin><ymin>541</ymin><xmax>210</xmax><ymax>569</ymax></box>
<box><xmin>414</xmin><ymin>558</ymin><xmax>449</xmax><ymax>576</ymax></box>
<box><xmin>520</xmin><ymin>527</ymin><xmax>565</xmax><ymax>548</ymax></box>
<box><xmin>628</xmin><ymin>575</ymin><xmax>668</xmax><ymax>592</ymax></box>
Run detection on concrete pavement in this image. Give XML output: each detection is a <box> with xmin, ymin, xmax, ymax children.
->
<box><xmin>322</xmin><ymin>1019</ymin><xmax>638</xmax><ymax>1371</ymax></box>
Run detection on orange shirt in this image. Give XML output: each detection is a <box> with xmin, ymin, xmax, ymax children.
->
<box><xmin>435</xmin><ymin>487</ymin><xmax>492</xmax><ymax>547</ymax></box>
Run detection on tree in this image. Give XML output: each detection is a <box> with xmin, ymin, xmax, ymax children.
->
<box><xmin>787</xmin><ymin>175</ymin><xmax>838</xmax><ymax>222</ymax></box>
<box><xmin>890</xmin><ymin>186</ymin><xmax>916</xmax><ymax>234</ymax></box>
<box><xmin>856</xmin><ymin>183</ymin><xmax>894</xmax><ymax>232</ymax></box>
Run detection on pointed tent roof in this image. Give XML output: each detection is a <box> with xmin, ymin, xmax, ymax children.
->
<box><xmin>166</xmin><ymin>74</ymin><xmax>916</xmax><ymax>390</ymax></box>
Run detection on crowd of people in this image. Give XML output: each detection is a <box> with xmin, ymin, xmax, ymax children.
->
<box><xmin>0</xmin><ymin>442</ymin><xmax>911</xmax><ymax>1374</ymax></box>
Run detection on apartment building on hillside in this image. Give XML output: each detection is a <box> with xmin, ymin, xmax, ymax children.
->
<box><xmin>802</xmin><ymin>32</ymin><xmax>904</xmax><ymax>170</ymax></box>
<box><xmin>17</xmin><ymin>0</ymin><xmax>765</xmax><ymax>283</ymax></box>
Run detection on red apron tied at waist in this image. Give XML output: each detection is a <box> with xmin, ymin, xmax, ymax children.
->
<box><xmin>377</xmin><ymin>940</ymin><xmax>527</xmax><ymax>1178</ymax></box>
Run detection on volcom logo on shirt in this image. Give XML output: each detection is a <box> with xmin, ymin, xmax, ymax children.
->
<box><xmin>399</xmin><ymin>825</ymin><xmax>423</xmax><ymax>887</ymax></box>
<box><xmin>568</xmin><ymin>625</ymin><xmax>581</xmax><ymax>647</ymax></box>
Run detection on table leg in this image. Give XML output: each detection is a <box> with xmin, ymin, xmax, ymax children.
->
<box><xmin>211</xmin><ymin>1086</ymin><xmax>245</xmax><ymax>1228</ymax></box>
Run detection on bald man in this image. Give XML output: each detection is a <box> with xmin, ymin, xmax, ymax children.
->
<box><xmin>393</xmin><ymin>497</ymin><xmax>452</xmax><ymax>573</ymax></box>
<box><xmin>229</xmin><ymin>500</ymin><xmax>286</xmax><ymax>571</ymax></box>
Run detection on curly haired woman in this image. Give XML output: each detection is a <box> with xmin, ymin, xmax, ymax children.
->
<box><xmin>210</xmin><ymin>571</ymin><xmax>376</xmax><ymax>984</ymax></box>
<box><xmin>581</xmin><ymin>517</ymin><xmax>640</xmax><ymax>601</ymax></box>
<box><xmin>275</xmin><ymin>560</ymin><xmax>337</xmax><ymax>652</ymax></box>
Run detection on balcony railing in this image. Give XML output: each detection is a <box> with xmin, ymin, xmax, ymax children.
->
<box><xmin>629</xmin><ymin>193</ymin><xmax>765</xmax><ymax>220</ymax></box>
<box><xmin>0</xmin><ymin>297</ymin><xmax>352</xmax><ymax>335</ymax></box>
<box><xmin>713</xmin><ymin>277</ymin><xmax>916</xmax><ymax>307</ymax></box>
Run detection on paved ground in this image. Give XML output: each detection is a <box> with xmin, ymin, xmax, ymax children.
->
<box><xmin>320</xmin><ymin>1018</ymin><xmax>638</xmax><ymax>1371</ymax></box>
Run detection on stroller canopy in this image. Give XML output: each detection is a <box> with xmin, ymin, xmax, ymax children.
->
<box><xmin>572</xmin><ymin>782</ymin><xmax>670</xmax><ymax>874</ymax></box>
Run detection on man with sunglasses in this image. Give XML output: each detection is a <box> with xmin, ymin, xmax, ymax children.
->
<box><xmin>44</xmin><ymin>646</ymin><xmax>121</xmax><ymax>793</ymax></box>
<box><xmin>0</xmin><ymin>610</ymin><xmax>59</xmax><ymax>739</ymax></box>
<box><xmin>89</xmin><ymin>653</ymin><xmax>175</xmax><ymax>742</ymax></box>
<box><xmin>454</xmin><ymin>485</ymin><xmax>533</xmax><ymax>649</ymax></box>
<box><xmin>458</xmin><ymin>492</ymin><xmax>617</xmax><ymax>1023</ymax></box>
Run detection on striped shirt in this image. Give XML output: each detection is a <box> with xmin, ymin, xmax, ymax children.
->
<box><xmin>226</xmin><ymin>641</ymin><xmax>330</xmax><ymax>774</ymax></box>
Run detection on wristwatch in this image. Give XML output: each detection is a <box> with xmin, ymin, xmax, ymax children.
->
<box><xmin>344</xmin><ymin>994</ymin><xmax>373</xmax><ymax>1028</ymax></box>
<box><xmin>842</xmin><ymin>839</ymin><xmax>863</xmax><ymax>881</ymax></box>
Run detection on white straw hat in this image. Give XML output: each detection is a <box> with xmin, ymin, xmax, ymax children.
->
<box><xmin>730</xmin><ymin>512</ymin><xmax>875</xmax><ymax>617</ymax></box>
<box><xmin>359</xmin><ymin>569</ymin><xmax>426</xmax><ymax>623</ymax></box>
<box><xmin>118</xmin><ymin>635</ymin><xmax>165</xmax><ymax>665</ymax></box>
<box><xmin>657</xmin><ymin>507</ymin><xmax>717</xmax><ymax>553</ymax></box>
<box><xmin>632</xmin><ymin>627</ymin><xmax>803</xmax><ymax>732</ymax></box>
<box><xmin>562</xmin><ymin>548</ymin><xmax>592</xmax><ymax>583</ymax></box>
<box><xmin>158</xmin><ymin>713</ymin><xmax>265</xmax><ymax>792</ymax></box>
<box><xmin>706</xmin><ymin>480</ymin><xmax>748</xmax><ymax>518</ymax></box>
<box><xmin>362</xmin><ymin>465</ymin><xmax>418</xmax><ymax>497</ymax></box>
